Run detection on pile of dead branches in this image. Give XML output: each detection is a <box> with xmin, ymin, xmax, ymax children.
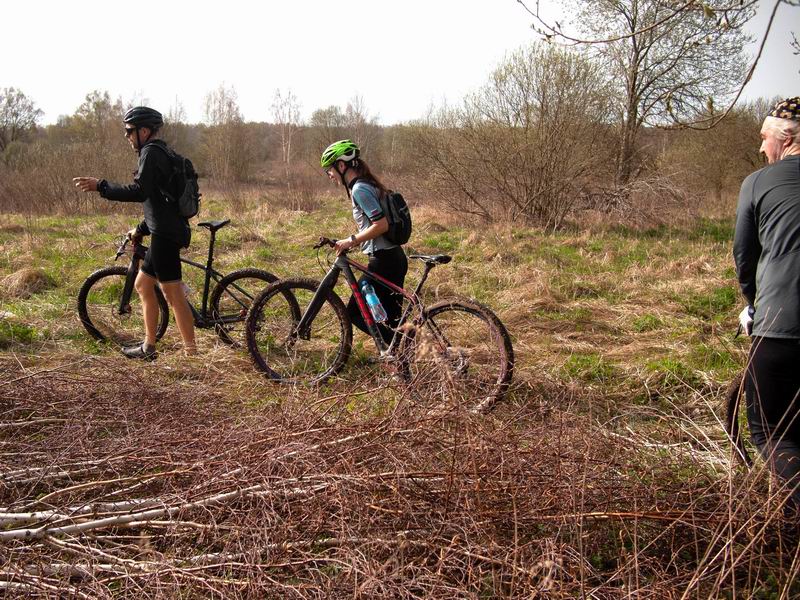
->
<box><xmin>0</xmin><ymin>357</ymin><xmax>796</xmax><ymax>597</ymax></box>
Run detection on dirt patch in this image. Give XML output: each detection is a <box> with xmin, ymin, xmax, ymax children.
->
<box><xmin>0</xmin><ymin>267</ymin><xmax>56</xmax><ymax>299</ymax></box>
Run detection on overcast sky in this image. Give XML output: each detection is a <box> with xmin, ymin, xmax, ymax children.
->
<box><xmin>3</xmin><ymin>0</ymin><xmax>798</xmax><ymax>125</ymax></box>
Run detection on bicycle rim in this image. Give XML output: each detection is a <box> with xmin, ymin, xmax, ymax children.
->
<box><xmin>210</xmin><ymin>268</ymin><xmax>280</xmax><ymax>345</ymax></box>
<box><xmin>403</xmin><ymin>299</ymin><xmax>513</xmax><ymax>413</ymax></box>
<box><xmin>725</xmin><ymin>370</ymin><xmax>753</xmax><ymax>467</ymax></box>
<box><xmin>78</xmin><ymin>267</ymin><xmax>168</xmax><ymax>345</ymax></box>
<box><xmin>246</xmin><ymin>278</ymin><xmax>352</xmax><ymax>384</ymax></box>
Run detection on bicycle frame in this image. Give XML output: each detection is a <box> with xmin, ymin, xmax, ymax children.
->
<box><xmin>114</xmin><ymin>229</ymin><xmax>239</xmax><ymax>329</ymax></box>
<box><xmin>297</xmin><ymin>249</ymin><xmax>438</xmax><ymax>354</ymax></box>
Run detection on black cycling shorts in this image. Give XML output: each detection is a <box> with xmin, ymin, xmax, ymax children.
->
<box><xmin>141</xmin><ymin>234</ymin><xmax>182</xmax><ymax>283</ymax></box>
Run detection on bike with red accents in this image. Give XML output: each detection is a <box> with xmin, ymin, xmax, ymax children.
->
<box><xmin>244</xmin><ymin>237</ymin><xmax>514</xmax><ymax>412</ymax></box>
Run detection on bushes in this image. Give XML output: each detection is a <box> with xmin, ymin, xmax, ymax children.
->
<box><xmin>406</xmin><ymin>43</ymin><xmax>615</xmax><ymax>229</ymax></box>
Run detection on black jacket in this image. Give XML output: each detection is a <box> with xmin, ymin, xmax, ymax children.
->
<box><xmin>734</xmin><ymin>155</ymin><xmax>800</xmax><ymax>338</ymax></box>
<box><xmin>99</xmin><ymin>139</ymin><xmax>190</xmax><ymax>247</ymax></box>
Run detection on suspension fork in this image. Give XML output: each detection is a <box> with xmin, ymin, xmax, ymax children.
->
<box><xmin>117</xmin><ymin>254</ymin><xmax>141</xmax><ymax>315</ymax></box>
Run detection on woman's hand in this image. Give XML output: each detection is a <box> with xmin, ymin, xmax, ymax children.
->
<box><xmin>334</xmin><ymin>236</ymin><xmax>356</xmax><ymax>255</ymax></box>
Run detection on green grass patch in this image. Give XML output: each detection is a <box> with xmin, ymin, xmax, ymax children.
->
<box><xmin>681</xmin><ymin>285</ymin><xmax>737</xmax><ymax>321</ymax></box>
<box><xmin>0</xmin><ymin>320</ymin><xmax>37</xmax><ymax>348</ymax></box>
<box><xmin>687</xmin><ymin>343</ymin><xmax>739</xmax><ymax>376</ymax></box>
<box><xmin>686</xmin><ymin>218</ymin><xmax>734</xmax><ymax>244</ymax></box>
<box><xmin>562</xmin><ymin>353</ymin><xmax>616</xmax><ymax>384</ymax></box>
<box><xmin>645</xmin><ymin>357</ymin><xmax>701</xmax><ymax>388</ymax></box>
<box><xmin>632</xmin><ymin>314</ymin><xmax>664</xmax><ymax>332</ymax></box>
<box><xmin>421</xmin><ymin>231</ymin><xmax>462</xmax><ymax>252</ymax></box>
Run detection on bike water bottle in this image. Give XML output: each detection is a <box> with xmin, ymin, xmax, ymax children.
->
<box><xmin>361</xmin><ymin>280</ymin><xmax>388</xmax><ymax>323</ymax></box>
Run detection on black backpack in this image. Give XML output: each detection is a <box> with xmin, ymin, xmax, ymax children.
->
<box><xmin>148</xmin><ymin>142</ymin><xmax>201</xmax><ymax>219</ymax></box>
<box><xmin>379</xmin><ymin>190</ymin><xmax>412</xmax><ymax>245</ymax></box>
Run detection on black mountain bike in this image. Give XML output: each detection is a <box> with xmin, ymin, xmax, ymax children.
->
<box><xmin>78</xmin><ymin>219</ymin><xmax>279</xmax><ymax>346</ymax></box>
<box><xmin>244</xmin><ymin>237</ymin><xmax>514</xmax><ymax>413</ymax></box>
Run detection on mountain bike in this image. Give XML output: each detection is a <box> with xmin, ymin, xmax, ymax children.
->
<box><xmin>244</xmin><ymin>237</ymin><xmax>514</xmax><ymax>413</ymax></box>
<box><xmin>77</xmin><ymin>219</ymin><xmax>280</xmax><ymax>347</ymax></box>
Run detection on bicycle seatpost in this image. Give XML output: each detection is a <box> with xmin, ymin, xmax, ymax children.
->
<box><xmin>206</xmin><ymin>228</ymin><xmax>217</xmax><ymax>270</ymax></box>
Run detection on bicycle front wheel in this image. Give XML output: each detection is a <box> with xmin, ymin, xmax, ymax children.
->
<box><xmin>245</xmin><ymin>278</ymin><xmax>352</xmax><ymax>384</ymax></box>
<box><xmin>403</xmin><ymin>298</ymin><xmax>514</xmax><ymax>413</ymax></box>
<box><xmin>77</xmin><ymin>266</ymin><xmax>169</xmax><ymax>345</ymax></box>
<box><xmin>210</xmin><ymin>268</ymin><xmax>281</xmax><ymax>345</ymax></box>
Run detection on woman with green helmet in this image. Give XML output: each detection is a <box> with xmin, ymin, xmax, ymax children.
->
<box><xmin>321</xmin><ymin>139</ymin><xmax>408</xmax><ymax>344</ymax></box>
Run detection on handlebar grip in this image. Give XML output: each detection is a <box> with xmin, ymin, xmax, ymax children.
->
<box><xmin>314</xmin><ymin>236</ymin><xmax>336</xmax><ymax>249</ymax></box>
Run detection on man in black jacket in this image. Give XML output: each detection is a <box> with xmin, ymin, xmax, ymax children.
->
<box><xmin>74</xmin><ymin>106</ymin><xmax>196</xmax><ymax>359</ymax></box>
<box><xmin>734</xmin><ymin>97</ymin><xmax>800</xmax><ymax>510</ymax></box>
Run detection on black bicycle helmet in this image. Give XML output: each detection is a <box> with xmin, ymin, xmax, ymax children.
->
<box><xmin>123</xmin><ymin>106</ymin><xmax>164</xmax><ymax>130</ymax></box>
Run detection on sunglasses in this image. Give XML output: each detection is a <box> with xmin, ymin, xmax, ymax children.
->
<box><xmin>124</xmin><ymin>127</ymin><xmax>137</xmax><ymax>136</ymax></box>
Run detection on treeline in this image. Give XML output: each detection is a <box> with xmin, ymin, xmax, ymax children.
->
<box><xmin>1</xmin><ymin>43</ymin><xmax>769</xmax><ymax>228</ymax></box>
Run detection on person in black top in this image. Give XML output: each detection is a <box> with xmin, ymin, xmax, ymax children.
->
<box><xmin>74</xmin><ymin>106</ymin><xmax>196</xmax><ymax>359</ymax></box>
<box><xmin>734</xmin><ymin>97</ymin><xmax>800</xmax><ymax>510</ymax></box>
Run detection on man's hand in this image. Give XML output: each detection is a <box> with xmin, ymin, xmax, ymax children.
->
<box><xmin>127</xmin><ymin>228</ymin><xmax>142</xmax><ymax>244</ymax></box>
<box><xmin>73</xmin><ymin>177</ymin><xmax>99</xmax><ymax>192</ymax></box>
<box><xmin>739</xmin><ymin>305</ymin><xmax>755</xmax><ymax>336</ymax></box>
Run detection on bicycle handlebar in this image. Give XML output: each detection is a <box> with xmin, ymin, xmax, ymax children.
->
<box><xmin>314</xmin><ymin>236</ymin><xmax>337</xmax><ymax>250</ymax></box>
<box><xmin>114</xmin><ymin>237</ymin><xmax>131</xmax><ymax>261</ymax></box>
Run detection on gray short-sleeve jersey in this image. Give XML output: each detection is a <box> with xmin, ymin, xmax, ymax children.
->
<box><xmin>351</xmin><ymin>180</ymin><xmax>396</xmax><ymax>254</ymax></box>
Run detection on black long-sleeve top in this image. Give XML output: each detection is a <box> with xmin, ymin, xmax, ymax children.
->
<box><xmin>734</xmin><ymin>155</ymin><xmax>800</xmax><ymax>338</ymax></box>
<box><xmin>99</xmin><ymin>140</ymin><xmax>190</xmax><ymax>247</ymax></box>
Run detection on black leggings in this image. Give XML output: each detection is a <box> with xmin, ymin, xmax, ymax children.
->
<box><xmin>347</xmin><ymin>247</ymin><xmax>408</xmax><ymax>344</ymax></box>
<box><xmin>746</xmin><ymin>336</ymin><xmax>800</xmax><ymax>508</ymax></box>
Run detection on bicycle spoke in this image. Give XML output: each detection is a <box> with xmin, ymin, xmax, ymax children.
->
<box><xmin>403</xmin><ymin>300</ymin><xmax>512</xmax><ymax>413</ymax></box>
<box><xmin>210</xmin><ymin>269</ymin><xmax>279</xmax><ymax>346</ymax></box>
<box><xmin>246</xmin><ymin>278</ymin><xmax>351</xmax><ymax>383</ymax></box>
<box><xmin>78</xmin><ymin>267</ymin><xmax>169</xmax><ymax>345</ymax></box>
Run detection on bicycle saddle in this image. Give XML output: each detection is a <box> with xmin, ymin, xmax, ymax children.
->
<box><xmin>409</xmin><ymin>254</ymin><xmax>452</xmax><ymax>265</ymax></box>
<box><xmin>198</xmin><ymin>219</ymin><xmax>231</xmax><ymax>232</ymax></box>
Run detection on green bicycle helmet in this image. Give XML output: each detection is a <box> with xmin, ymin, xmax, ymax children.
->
<box><xmin>321</xmin><ymin>139</ymin><xmax>360</xmax><ymax>168</ymax></box>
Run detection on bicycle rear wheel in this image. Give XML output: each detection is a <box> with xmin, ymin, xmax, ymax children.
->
<box><xmin>210</xmin><ymin>268</ymin><xmax>280</xmax><ymax>345</ymax></box>
<box><xmin>245</xmin><ymin>278</ymin><xmax>352</xmax><ymax>384</ymax></box>
<box><xmin>77</xmin><ymin>266</ymin><xmax>169</xmax><ymax>345</ymax></box>
<box><xmin>402</xmin><ymin>298</ymin><xmax>514</xmax><ymax>413</ymax></box>
<box><xmin>724</xmin><ymin>370</ymin><xmax>753</xmax><ymax>467</ymax></box>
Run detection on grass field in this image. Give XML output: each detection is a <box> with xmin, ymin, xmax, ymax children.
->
<box><xmin>1</xmin><ymin>191</ymin><xmax>795</xmax><ymax>598</ymax></box>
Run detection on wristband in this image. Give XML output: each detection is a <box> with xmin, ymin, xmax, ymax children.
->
<box><xmin>350</xmin><ymin>234</ymin><xmax>357</xmax><ymax>243</ymax></box>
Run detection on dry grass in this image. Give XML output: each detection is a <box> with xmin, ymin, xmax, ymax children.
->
<box><xmin>0</xmin><ymin>193</ymin><xmax>794</xmax><ymax>597</ymax></box>
<box><xmin>0</xmin><ymin>268</ymin><xmax>55</xmax><ymax>299</ymax></box>
<box><xmin>1</xmin><ymin>354</ymin><xmax>797</xmax><ymax>597</ymax></box>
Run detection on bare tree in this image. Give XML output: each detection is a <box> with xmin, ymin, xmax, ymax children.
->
<box><xmin>411</xmin><ymin>43</ymin><xmax>614</xmax><ymax>229</ymax></box>
<box><xmin>0</xmin><ymin>88</ymin><xmax>42</xmax><ymax>153</ymax></box>
<box><xmin>309</xmin><ymin>105</ymin><xmax>347</xmax><ymax>156</ymax></box>
<box><xmin>271</xmin><ymin>89</ymin><xmax>302</xmax><ymax>166</ymax></box>
<box><xmin>202</xmin><ymin>84</ymin><xmax>254</xmax><ymax>182</ymax></box>
<box><xmin>518</xmin><ymin>0</ymin><xmax>754</xmax><ymax>185</ymax></box>
<box><xmin>344</xmin><ymin>95</ymin><xmax>380</xmax><ymax>156</ymax></box>
<box><xmin>162</xmin><ymin>99</ymin><xmax>191</xmax><ymax>155</ymax></box>
<box><xmin>308</xmin><ymin>97</ymin><xmax>381</xmax><ymax>162</ymax></box>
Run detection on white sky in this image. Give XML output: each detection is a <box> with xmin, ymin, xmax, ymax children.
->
<box><xmin>2</xmin><ymin>0</ymin><xmax>797</xmax><ymax>126</ymax></box>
